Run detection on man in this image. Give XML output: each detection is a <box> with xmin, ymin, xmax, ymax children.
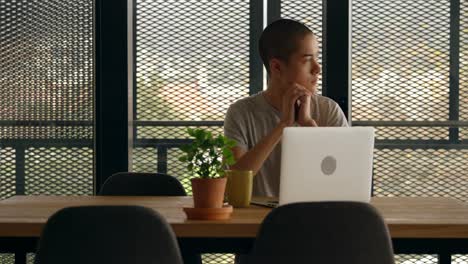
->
<box><xmin>224</xmin><ymin>19</ymin><xmax>348</xmax><ymax>197</ymax></box>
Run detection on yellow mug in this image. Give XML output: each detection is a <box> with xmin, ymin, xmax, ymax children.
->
<box><xmin>225</xmin><ymin>170</ymin><xmax>253</xmax><ymax>208</ymax></box>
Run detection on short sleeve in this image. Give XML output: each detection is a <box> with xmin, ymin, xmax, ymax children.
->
<box><xmin>223</xmin><ymin>104</ymin><xmax>249</xmax><ymax>150</ymax></box>
<box><xmin>327</xmin><ymin>102</ymin><xmax>349</xmax><ymax>127</ymax></box>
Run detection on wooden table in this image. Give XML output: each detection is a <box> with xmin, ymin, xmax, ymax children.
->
<box><xmin>1</xmin><ymin>196</ymin><xmax>468</xmax><ymax>264</ymax></box>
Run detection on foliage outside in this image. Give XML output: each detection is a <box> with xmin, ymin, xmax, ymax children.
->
<box><xmin>178</xmin><ymin>128</ymin><xmax>236</xmax><ymax>179</ymax></box>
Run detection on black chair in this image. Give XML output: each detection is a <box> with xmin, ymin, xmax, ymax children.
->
<box><xmin>245</xmin><ymin>202</ymin><xmax>395</xmax><ymax>264</ymax></box>
<box><xmin>34</xmin><ymin>205</ymin><xmax>183</xmax><ymax>264</ymax></box>
<box><xmin>99</xmin><ymin>172</ymin><xmax>202</xmax><ymax>264</ymax></box>
<box><xmin>100</xmin><ymin>172</ymin><xmax>187</xmax><ymax>196</ymax></box>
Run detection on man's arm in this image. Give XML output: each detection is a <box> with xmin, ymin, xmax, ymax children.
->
<box><xmin>229</xmin><ymin>122</ymin><xmax>287</xmax><ymax>175</ymax></box>
<box><xmin>228</xmin><ymin>85</ymin><xmax>312</xmax><ymax>175</ymax></box>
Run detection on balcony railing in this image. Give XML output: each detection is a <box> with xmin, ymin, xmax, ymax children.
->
<box><xmin>1</xmin><ymin>120</ymin><xmax>467</xmax><ymax>199</ymax></box>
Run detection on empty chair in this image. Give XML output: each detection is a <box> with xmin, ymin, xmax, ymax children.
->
<box><xmin>99</xmin><ymin>172</ymin><xmax>201</xmax><ymax>264</ymax></box>
<box><xmin>245</xmin><ymin>202</ymin><xmax>395</xmax><ymax>264</ymax></box>
<box><xmin>34</xmin><ymin>205</ymin><xmax>183</xmax><ymax>264</ymax></box>
<box><xmin>99</xmin><ymin>172</ymin><xmax>186</xmax><ymax>196</ymax></box>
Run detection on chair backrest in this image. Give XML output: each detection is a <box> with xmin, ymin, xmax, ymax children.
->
<box><xmin>246</xmin><ymin>202</ymin><xmax>395</xmax><ymax>264</ymax></box>
<box><xmin>99</xmin><ymin>172</ymin><xmax>187</xmax><ymax>196</ymax></box>
<box><xmin>34</xmin><ymin>205</ymin><xmax>183</xmax><ymax>264</ymax></box>
<box><xmin>99</xmin><ymin>172</ymin><xmax>202</xmax><ymax>264</ymax></box>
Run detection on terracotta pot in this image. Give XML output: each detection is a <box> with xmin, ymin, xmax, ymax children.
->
<box><xmin>191</xmin><ymin>177</ymin><xmax>227</xmax><ymax>208</ymax></box>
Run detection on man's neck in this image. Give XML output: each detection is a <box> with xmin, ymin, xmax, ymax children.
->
<box><xmin>263</xmin><ymin>82</ymin><xmax>284</xmax><ymax>111</ymax></box>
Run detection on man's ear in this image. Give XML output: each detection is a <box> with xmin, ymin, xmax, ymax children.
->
<box><xmin>269</xmin><ymin>58</ymin><xmax>282</xmax><ymax>77</ymax></box>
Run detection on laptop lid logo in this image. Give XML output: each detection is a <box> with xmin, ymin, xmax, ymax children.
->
<box><xmin>321</xmin><ymin>156</ymin><xmax>337</xmax><ymax>175</ymax></box>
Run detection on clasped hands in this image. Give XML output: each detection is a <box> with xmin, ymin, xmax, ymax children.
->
<box><xmin>280</xmin><ymin>83</ymin><xmax>317</xmax><ymax>127</ymax></box>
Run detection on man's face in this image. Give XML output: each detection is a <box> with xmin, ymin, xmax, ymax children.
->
<box><xmin>279</xmin><ymin>34</ymin><xmax>321</xmax><ymax>94</ymax></box>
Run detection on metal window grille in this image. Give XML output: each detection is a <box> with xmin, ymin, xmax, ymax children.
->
<box><xmin>395</xmin><ymin>255</ymin><xmax>438</xmax><ymax>264</ymax></box>
<box><xmin>353</xmin><ymin>0</ymin><xmax>450</xmax><ymax>122</ymax></box>
<box><xmin>352</xmin><ymin>1</ymin><xmax>467</xmax><ymax>263</ymax></box>
<box><xmin>0</xmin><ymin>0</ymin><xmax>94</xmax><ymax>198</ymax></box>
<box><xmin>133</xmin><ymin>0</ymin><xmax>250</xmax><ymax>191</ymax></box>
<box><xmin>0</xmin><ymin>255</ymin><xmax>13</xmax><ymax>264</ymax></box>
<box><xmin>0</xmin><ymin>148</ymin><xmax>15</xmax><ymax>199</ymax></box>
<box><xmin>452</xmin><ymin>255</ymin><xmax>468</xmax><ymax>264</ymax></box>
<box><xmin>27</xmin><ymin>254</ymin><xmax>34</xmax><ymax>264</ymax></box>
<box><xmin>133</xmin><ymin>1</ymin><xmax>251</xmax><ymax>263</ymax></box>
<box><xmin>352</xmin><ymin>0</ymin><xmax>467</xmax><ymax>198</ymax></box>
<box><xmin>0</xmin><ymin>0</ymin><xmax>94</xmax><ymax>261</ymax></box>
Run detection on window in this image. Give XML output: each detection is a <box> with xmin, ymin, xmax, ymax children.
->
<box><xmin>0</xmin><ymin>0</ymin><xmax>94</xmax><ymax>199</ymax></box>
<box><xmin>352</xmin><ymin>0</ymin><xmax>467</xmax><ymax>202</ymax></box>
<box><xmin>132</xmin><ymin>0</ymin><xmax>251</xmax><ymax>194</ymax></box>
<box><xmin>0</xmin><ymin>0</ymin><xmax>94</xmax><ymax>262</ymax></box>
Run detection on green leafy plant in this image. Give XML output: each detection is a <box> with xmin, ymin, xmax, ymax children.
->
<box><xmin>178</xmin><ymin>128</ymin><xmax>237</xmax><ymax>179</ymax></box>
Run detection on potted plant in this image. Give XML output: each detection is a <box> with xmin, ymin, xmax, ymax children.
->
<box><xmin>179</xmin><ymin>128</ymin><xmax>236</xmax><ymax>208</ymax></box>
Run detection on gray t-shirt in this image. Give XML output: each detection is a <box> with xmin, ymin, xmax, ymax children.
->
<box><xmin>224</xmin><ymin>91</ymin><xmax>348</xmax><ymax>197</ymax></box>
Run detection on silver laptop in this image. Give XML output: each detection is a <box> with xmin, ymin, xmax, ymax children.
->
<box><xmin>276</xmin><ymin>127</ymin><xmax>375</xmax><ymax>205</ymax></box>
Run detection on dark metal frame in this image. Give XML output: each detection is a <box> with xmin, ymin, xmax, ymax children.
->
<box><xmin>267</xmin><ymin>0</ymin><xmax>280</xmax><ymax>26</ymax></box>
<box><xmin>322</xmin><ymin>0</ymin><xmax>351</xmax><ymax>119</ymax></box>
<box><xmin>249</xmin><ymin>0</ymin><xmax>264</xmax><ymax>95</ymax></box>
<box><xmin>94</xmin><ymin>0</ymin><xmax>130</xmax><ymax>193</ymax></box>
<box><xmin>449</xmin><ymin>0</ymin><xmax>460</xmax><ymax>143</ymax></box>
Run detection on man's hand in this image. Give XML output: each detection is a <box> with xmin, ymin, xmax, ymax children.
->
<box><xmin>280</xmin><ymin>84</ymin><xmax>312</xmax><ymax>126</ymax></box>
<box><xmin>288</xmin><ymin>83</ymin><xmax>317</xmax><ymax>126</ymax></box>
<box><xmin>296</xmin><ymin>90</ymin><xmax>317</xmax><ymax>127</ymax></box>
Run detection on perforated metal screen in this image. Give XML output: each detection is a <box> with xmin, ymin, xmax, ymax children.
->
<box><xmin>0</xmin><ymin>1</ymin><xmax>94</xmax><ymax>123</ymax></box>
<box><xmin>0</xmin><ymin>255</ymin><xmax>13</xmax><ymax>264</ymax></box>
<box><xmin>0</xmin><ymin>148</ymin><xmax>15</xmax><ymax>199</ymax></box>
<box><xmin>0</xmin><ymin>0</ymin><xmax>94</xmax><ymax>261</ymax></box>
<box><xmin>281</xmin><ymin>0</ymin><xmax>323</xmax><ymax>94</ymax></box>
<box><xmin>453</xmin><ymin>255</ymin><xmax>468</xmax><ymax>264</ymax></box>
<box><xmin>132</xmin><ymin>1</ymin><xmax>250</xmax><ymax>263</ymax></box>
<box><xmin>353</xmin><ymin>0</ymin><xmax>450</xmax><ymax>123</ymax></box>
<box><xmin>134</xmin><ymin>0</ymin><xmax>249</xmax><ymax>121</ymax></box>
<box><xmin>395</xmin><ymin>255</ymin><xmax>438</xmax><ymax>264</ymax></box>
<box><xmin>373</xmin><ymin>149</ymin><xmax>467</xmax><ymax>200</ymax></box>
<box><xmin>0</xmin><ymin>0</ymin><xmax>94</xmax><ymax>200</ymax></box>
<box><xmin>352</xmin><ymin>1</ymin><xmax>467</xmax><ymax>263</ymax></box>
<box><xmin>352</xmin><ymin>0</ymin><xmax>466</xmax><ymax>195</ymax></box>
<box><xmin>25</xmin><ymin>147</ymin><xmax>93</xmax><ymax>195</ymax></box>
<box><xmin>133</xmin><ymin>0</ymin><xmax>250</xmax><ymax>189</ymax></box>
